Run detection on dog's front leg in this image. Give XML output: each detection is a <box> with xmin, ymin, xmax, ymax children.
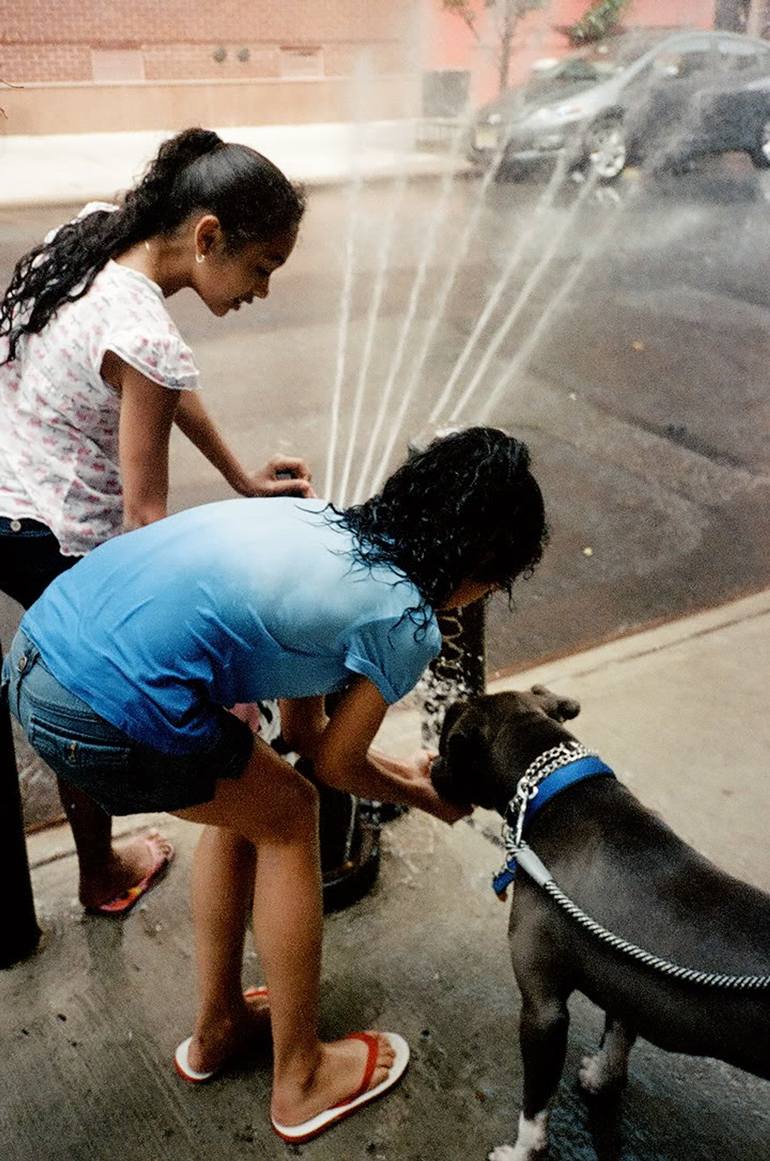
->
<box><xmin>579</xmin><ymin>1014</ymin><xmax>636</xmax><ymax>1096</ymax></box>
<box><xmin>489</xmin><ymin>993</ymin><xmax>569</xmax><ymax>1161</ymax></box>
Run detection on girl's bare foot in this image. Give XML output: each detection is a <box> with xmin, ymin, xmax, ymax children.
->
<box><xmin>271</xmin><ymin>1033</ymin><xmax>396</xmax><ymax>1128</ymax></box>
<box><xmin>79</xmin><ymin>831</ymin><xmax>173</xmax><ymax>910</ymax></box>
<box><xmin>186</xmin><ymin>992</ymin><xmax>272</xmax><ymax>1075</ymax></box>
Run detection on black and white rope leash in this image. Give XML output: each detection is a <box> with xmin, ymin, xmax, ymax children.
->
<box><xmin>514</xmin><ymin>843</ymin><xmax>770</xmax><ymax>991</ymax></box>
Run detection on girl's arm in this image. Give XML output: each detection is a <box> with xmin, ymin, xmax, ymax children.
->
<box><xmin>297</xmin><ymin>677</ymin><xmax>468</xmax><ymax>824</ymax></box>
<box><xmin>174</xmin><ymin>389</ymin><xmax>314</xmax><ymax>498</ymax></box>
<box><xmin>113</xmin><ymin>360</ymin><xmax>179</xmax><ymax>531</ymax></box>
<box><xmin>278</xmin><ymin>696</ymin><xmax>328</xmax><ymax>755</ymax></box>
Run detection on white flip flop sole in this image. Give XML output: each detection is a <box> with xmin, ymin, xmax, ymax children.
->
<box><xmin>174</xmin><ymin>1036</ymin><xmax>215</xmax><ymax>1083</ymax></box>
<box><xmin>173</xmin><ymin>985</ymin><xmax>269</xmax><ymax>1084</ymax></box>
<box><xmin>271</xmin><ymin>1031</ymin><xmax>410</xmax><ymax>1144</ymax></box>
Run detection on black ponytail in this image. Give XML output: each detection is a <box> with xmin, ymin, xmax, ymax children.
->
<box><xmin>0</xmin><ymin>127</ymin><xmax>306</xmax><ymax>362</ymax></box>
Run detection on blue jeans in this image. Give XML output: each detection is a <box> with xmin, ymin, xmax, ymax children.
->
<box><xmin>3</xmin><ymin>630</ymin><xmax>253</xmax><ymax>816</ymax></box>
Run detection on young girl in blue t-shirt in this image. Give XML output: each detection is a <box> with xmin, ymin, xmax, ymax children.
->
<box><xmin>5</xmin><ymin>426</ymin><xmax>547</xmax><ymax>1142</ymax></box>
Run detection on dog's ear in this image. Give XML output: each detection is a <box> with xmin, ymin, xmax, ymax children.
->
<box><xmin>530</xmin><ymin>684</ymin><xmax>580</xmax><ymax>722</ymax></box>
<box><xmin>438</xmin><ymin>698</ymin><xmax>467</xmax><ymax>750</ymax></box>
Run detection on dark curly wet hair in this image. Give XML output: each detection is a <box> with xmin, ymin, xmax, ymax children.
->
<box><xmin>333</xmin><ymin>427</ymin><xmax>548</xmax><ymax>625</ymax></box>
<box><xmin>0</xmin><ymin>127</ymin><xmax>306</xmax><ymax>363</ymax></box>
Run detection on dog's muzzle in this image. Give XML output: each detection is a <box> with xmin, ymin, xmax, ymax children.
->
<box><xmin>430</xmin><ymin>755</ymin><xmax>464</xmax><ymax>805</ymax></box>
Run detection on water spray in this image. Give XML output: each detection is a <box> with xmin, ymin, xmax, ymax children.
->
<box><xmin>336</xmin><ymin>172</ymin><xmax>409</xmax><ymax>506</ymax></box>
<box><xmin>448</xmin><ymin>166</ymin><xmax>600</xmax><ymax>423</ymax></box>
<box><xmin>428</xmin><ymin>149</ymin><xmax>572</xmax><ymax>426</ymax></box>
<box><xmin>351</xmin><ymin>116</ymin><xmax>472</xmax><ymax>505</ymax></box>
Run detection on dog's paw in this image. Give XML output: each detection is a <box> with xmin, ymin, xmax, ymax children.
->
<box><xmin>579</xmin><ymin>1052</ymin><xmax>607</xmax><ymax>1094</ymax></box>
<box><xmin>490</xmin><ymin>1112</ymin><xmax>548</xmax><ymax>1160</ymax></box>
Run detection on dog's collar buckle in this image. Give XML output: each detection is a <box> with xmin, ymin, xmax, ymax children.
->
<box><xmin>492</xmin><ymin>860</ymin><xmax>518</xmax><ymax>900</ymax></box>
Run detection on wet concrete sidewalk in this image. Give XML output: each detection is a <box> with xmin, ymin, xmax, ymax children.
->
<box><xmin>2</xmin><ymin>591</ymin><xmax>769</xmax><ymax>1160</ymax></box>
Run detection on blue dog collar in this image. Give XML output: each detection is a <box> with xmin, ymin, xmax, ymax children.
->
<box><xmin>508</xmin><ymin>755</ymin><xmax>614</xmax><ymax>827</ymax></box>
<box><xmin>493</xmin><ymin>755</ymin><xmax>614</xmax><ymax>898</ymax></box>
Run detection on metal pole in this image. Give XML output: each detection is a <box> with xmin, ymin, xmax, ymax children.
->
<box><xmin>0</xmin><ymin>643</ymin><xmax>41</xmax><ymax>968</ymax></box>
<box><xmin>419</xmin><ymin>601</ymin><xmax>486</xmax><ymax>748</ymax></box>
<box><xmin>407</xmin><ymin>431</ymin><xmax>487</xmax><ymax>746</ymax></box>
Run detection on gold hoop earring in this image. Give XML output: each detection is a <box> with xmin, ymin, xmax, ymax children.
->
<box><xmin>195</xmin><ymin>252</ymin><xmax>205</xmax><ymax>265</ymax></box>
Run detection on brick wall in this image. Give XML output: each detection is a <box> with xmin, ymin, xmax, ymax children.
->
<box><xmin>0</xmin><ymin>0</ymin><xmax>419</xmax><ymax>84</ymax></box>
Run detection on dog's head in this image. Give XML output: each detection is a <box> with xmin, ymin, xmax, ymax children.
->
<box><xmin>431</xmin><ymin>685</ymin><xmax>581</xmax><ymax>814</ymax></box>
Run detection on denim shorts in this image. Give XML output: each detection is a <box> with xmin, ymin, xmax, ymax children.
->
<box><xmin>3</xmin><ymin>630</ymin><xmax>254</xmax><ymax>816</ymax></box>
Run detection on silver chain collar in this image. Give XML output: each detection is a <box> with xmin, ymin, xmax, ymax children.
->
<box><xmin>504</xmin><ymin>741</ymin><xmax>596</xmax><ymax>850</ymax></box>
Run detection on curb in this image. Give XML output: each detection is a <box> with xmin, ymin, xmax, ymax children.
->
<box><xmin>380</xmin><ymin>588</ymin><xmax>770</xmax><ymax>754</ymax></box>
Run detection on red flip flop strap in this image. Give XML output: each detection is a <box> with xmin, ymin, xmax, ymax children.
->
<box><xmin>336</xmin><ymin>1032</ymin><xmax>380</xmax><ymax>1106</ymax></box>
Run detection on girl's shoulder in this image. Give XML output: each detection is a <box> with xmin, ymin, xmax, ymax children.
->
<box><xmin>95</xmin><ymin>260</ymin><xmax>166</xmax><ymax>310</ymax></box>
<box><xmin>60</xmin><ymin>259</ymin><xmax>167</xmax><ymax>334</ymax></box>
<box><xmin>89</xmin><ymin>265</ymin><xmax>198</xmax><ymax>389</ymax></box>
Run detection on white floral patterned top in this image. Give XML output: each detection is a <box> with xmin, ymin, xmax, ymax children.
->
<box><xmin>0</xmin><ymin>206</ymin><xmax>199</xmax><ymax>556</ymax></box>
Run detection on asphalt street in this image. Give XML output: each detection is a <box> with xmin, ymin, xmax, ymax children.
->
<box><xmin>4</xmin><ymin>155</ymin><xmax>768</xmax><ymax>679</ymax></box>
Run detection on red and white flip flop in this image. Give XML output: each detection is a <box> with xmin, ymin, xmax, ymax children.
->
<box><xmin>271</xmin><ymin>1031</ymin><xmax>410</xmax><ymax>1144</ymax></box>
<box><xmin>173</xmin><ymin>986</ymin><xmax>269</xmax><ymax>1083</ymax></box>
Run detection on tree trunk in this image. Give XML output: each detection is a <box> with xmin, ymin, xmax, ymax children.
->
<box><xmin>746</xmin><ymin>0</ymin><xmax>766</xmax><ymax>36</ymax></box>
<box><xmin>714</xmin><ymin>1</ymin><xmax>748</xmax><ymax>31</ymax></box>
<box><xmin>497</xmin><ymin>0</ymin><xmax>517</xmax><ymax>94</ymax></box>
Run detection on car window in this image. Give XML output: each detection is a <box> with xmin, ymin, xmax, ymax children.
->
<box><xmin>525</xmin><ymin>56</ymin><xmax>613</xmax><ymax>95</ymax></box>
<box><xmin>652</xmin><ymin>39</ymin><xmax>715</xmax><ymax>81</ymax></box>
<box><xmin>718</xmin><ymin>39</ymin><xmax>770</xmax><ymax>73</ymax></box>
<box><xmin>525</xmin><ymin>33</ymin><xmax>663</xmax><ymax>93</ymax></box>
<box><xmin>558</xmin><ymin>58</ymin><xmax>606</xmax><ymax>82</ymax></box>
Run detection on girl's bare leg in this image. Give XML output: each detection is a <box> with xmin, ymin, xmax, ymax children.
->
<box><xmin>58</xmin><ymin>779</ymin><xmax>173</xmax><ymax>909</ymax></box>
<box><xmin>174</xmin><ymin>738</ymin><xmax>395</xmax><ymax>1126</ymax></box>
<box><xmin>186</xmin><ymin>827</ymin><xmax>269</xmax><ymax>1073</ymax></box>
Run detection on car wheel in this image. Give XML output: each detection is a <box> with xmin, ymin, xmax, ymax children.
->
<box><xmin>750</xmin><ymin>116</ymin><xmax>770</xmax><ymax>169</ymax></box>
<box><xmin>586</xmin><ymin>117</ymin><xmax>627</xmax><ymax>182</ymax></box>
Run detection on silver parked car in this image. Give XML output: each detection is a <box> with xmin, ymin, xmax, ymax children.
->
<box><xmin>469</xmin><ymin>29</ymin><xmax>770</xmax><ymax>180</ymax></box>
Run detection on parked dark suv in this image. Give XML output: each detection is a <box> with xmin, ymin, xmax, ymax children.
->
<box><xmin>469</xmin><ymin>29</ymin><xmax>770</xmax><ymax>180</ymax></box>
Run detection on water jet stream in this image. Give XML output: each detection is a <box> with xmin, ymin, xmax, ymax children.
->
<box><xmin>323</xmin><ymin>61</ymin><xmax>374</xmax><ymax>500</ymax></box>
<box><xmin>476</xmin><ymin>204</ymin><xmax>622</xmax><ymax>425</ymax></box>
<box><xmin>323</xmin><ymin>165</ymin><xmax>362</xmax><ymax>500</ymax></box>
<box><xmin>336</xmin><ymin>173</ymin><xmax>409</xmax><ymax>506</ymax></box>
<box><xmin>370</xmin><ymin>138</ymin><xmax>513</xmax><ymax>493</ymax></box>
<box><xmin>447</xmin><ymin>168</ymin><xmax>599</xmax><ymax>423</ymax></box>
<box><xmin>351</xmin><ymin>119</ymin><xmax>470</xmax><ymax>504</ymax></box>
<box><xmin>427</xmin><ymin>152</ymin><xmax>571</xmax><ymax>427</ymax></box>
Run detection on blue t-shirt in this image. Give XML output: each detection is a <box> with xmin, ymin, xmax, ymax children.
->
<box><xmin>21</xmin><ymin>498</ymin><xmax>441</xmax><ymax>754</ymax></box>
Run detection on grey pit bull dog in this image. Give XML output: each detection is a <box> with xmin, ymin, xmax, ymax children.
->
<box><xmin>431</xmin><ymin>686</ymin><xmax>770</xmax><ymax>1161</ymax></box>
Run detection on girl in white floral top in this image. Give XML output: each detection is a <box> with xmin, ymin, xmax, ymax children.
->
<box><xmin>0</xmin><ymin>128</ymin><xmax>312</xmax><ymax>913</ymax></box>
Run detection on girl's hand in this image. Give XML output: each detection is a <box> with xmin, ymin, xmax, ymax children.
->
<box><xmin>245</xmin><ymin>455</ymin><xmax>315</xmax><ymax>498</ymax></box>
<box><xmin>405</xmin><ymin>750</ymin><xmax>473</xmax><ymax>825</ymax></box>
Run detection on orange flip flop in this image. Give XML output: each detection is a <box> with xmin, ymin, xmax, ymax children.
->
<box><xmin>271</xmin><ymin>1031</ymin><xmax>410</xmax><ymax>1144</ymax></box>
<box><xmin>89</xmin><ymin>837</ymin><xmax>174</xmax><ymax>916</ymax></box>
